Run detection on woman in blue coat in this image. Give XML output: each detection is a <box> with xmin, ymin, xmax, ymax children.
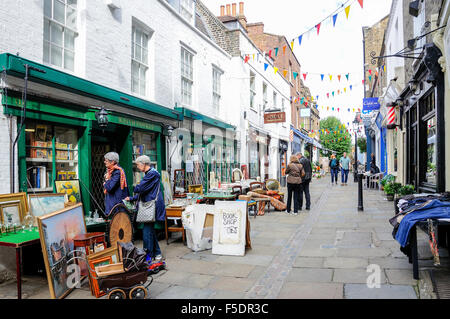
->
<box><xmin>125</xmin><ymin>155</ymin><xmax>165</xmax><ymax>262</ymax></box>
<box><xmin>103</xmin><ymin>152</ymin><xmax>129</xmax><ymax>216</ymax></box>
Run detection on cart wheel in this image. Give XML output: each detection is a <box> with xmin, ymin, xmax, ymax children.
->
<box><xmin>108</xmin><ymin>289</ymin><xmax>127</xmax><ymax>299</ymax></box>
<box><xmin>129</xmin><ymin>286</ymin><xmax>147</xmax><ymax>299</ymax></box>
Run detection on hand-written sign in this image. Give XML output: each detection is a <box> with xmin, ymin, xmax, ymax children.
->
<box><xmin>219</xmin><ymin>210</ymin><xmax>241</xmax><ymax>244</ymax></box>
<box><xmin>264</xmin><ymin>112</ymin><xmax>286</xmax><ymax>124</ymax></box>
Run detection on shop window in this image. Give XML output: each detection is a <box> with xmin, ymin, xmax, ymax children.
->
<box><xmin>249</xmin><ymin>141</ymin><xmax>259</xmax><ymax>179</ymax></box>
<box><xmin>131</xmin><ymin>24</ymin><xmax>150</xmax><ymax>96</ymax></box>
<box><xmin>181</xmin><ymin>46</ymin><xmax>194</xmax><ymax>107</ymax></box>
<box><xmin>425</xmin><ymin>116</ymin><xmax>436</xmax><ymax>185</ymax></box>
<box><xmin>132</xmin><ymin>131</ymin><xmax>157</xmax><ymax>186</ymax></box>
<box><xmin>25</xmin><ymin>121</ymin><xmax>79</xmax><ymax>192</ymax></box>
<box><xmin>273</xmin><ymin>91</ymin><xmax>277</xmax><ymax>109</ymax></box>
<box><xmin>43</xmin><ymin>0</ymin><xmax>78</xmax><ymax>71</ymax></box>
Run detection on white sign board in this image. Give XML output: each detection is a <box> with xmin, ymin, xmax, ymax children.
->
<box><xmin>300</xmin><ymin>108</ymin><xmax>311</xmax><ymax>117</ymax></box>
<box><xmin>212</xmin><ymin>201</ymin><xmax>247</xmax><ymax>256</ymax></box>
<box><xmin>182</xmin><ymin>204</ymin><xmax>215</xmax><ymax>252</ymax></box>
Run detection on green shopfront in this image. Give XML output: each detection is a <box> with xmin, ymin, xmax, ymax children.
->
<box><xmin>1</xmin><ymin>53</ymin><xmax>181</xmax><ymax>216</ymax></box>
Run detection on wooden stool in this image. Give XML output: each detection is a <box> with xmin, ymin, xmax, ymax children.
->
<box><xmin>165</xmin><ymin>207</ymin><xmax>186</xmax><ymax>245</ymax></box>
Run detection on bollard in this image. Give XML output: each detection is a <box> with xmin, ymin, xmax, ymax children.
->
<box><xmin>358</xmin><ymin>173</ymin><xmax>364</xmax><ymax>211</ymax></box>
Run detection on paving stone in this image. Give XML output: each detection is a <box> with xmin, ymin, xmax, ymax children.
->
<box><xmin>344</xmin><ymin>283</ymin><xmax>417</xmax><ymax>299</ymax></box>
<box><xmin>333</xmin><ymin>268</ymin><xmax>387</xmax><ymax>284</ymax></box>
<box><xmin>298</xmin><ymin>248</ymin><xmax>337</xmax><ymax>257</ymax></box>
<box><xmin>324</xmin><ymin>257</ymin><xmax>368</xmax><ymax>269</ymax></box>
<box><xmin>286</xmin><ymin>268</ymin><xmax>333</xmax><ymax>283</ymax></box>
<box><xmin>209</xmin><ymin>290</ymin><xmax>245</xmax><ymax>299</ymax></box>
<box><xmin>293</xmin><ymin>257</ymin><xmax>324</xmax><ymax>268</ymax></box>
<box><xmin>369</xmin><ymin>257</ymin><xmax>413</xmax><ymax>270</ymax></box>
<box><xmin>215</xmin><ymin>254</ymin><xmax>274</xmax><ymax>267</ymax></box>
<box><xmin>211</xmin><ymin>263</ymin><xmax>255</xmax><ymax>278</ymax></box>
<box><xmin>207</xmin><ymin>277</ymin><xmax>256</xmax><ymax>293</ymax></box>
<box><xmin>277</xmin><ymin>282</ymin><xmax>344</xmax><ymax>299</ymax></box>
<box><xmin>336</xmin><ymin>247</ymin><xmax>391</xmax><ymax>258</ymax></box>
<box><xmin>385</xmin><ymin>269</ymin><xmax>419</xmax><ymax>285</ymax></box>
<box><xmin>154</xmin><ymin>285</ymin><xmax>215</xmax><ymax>299</ymax></box>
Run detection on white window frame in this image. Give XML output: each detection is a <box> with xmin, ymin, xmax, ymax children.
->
<box><xmin>250</xmin><ymin>72</ymin><xmax>256</xmax><ymax>109</ymax></box>
<box><xmin>181</xmin><ymin>46</ymin><xmax>194</xmax><ymax>107</ymax></box>
<box><xmin>212</xmin><ymin>66</ymin><xmax>222</xmax><ymax>109</ymax></box>
<box><xmin>262</xmin><ymin>82</ymin><xmax>268</xmax><ymax>110</ymax></box>
<box><xmin>43</xmin><ymin>0</ymin><xmax>78</xmax><ymax>71</ymax></box>
<box><xmin>131</xmin><ymin>24</ymin><xmax>150</xmax><ymax>96</ymax></box>
<box><xmin>180</xmin><ymin>0</ymin><xmax>194</xmax><ymax>23</ymax></box>
<box><xmin>273</xmin><ymin>91</ymin><xmax>277</xmax><ymax>109</ymax></box>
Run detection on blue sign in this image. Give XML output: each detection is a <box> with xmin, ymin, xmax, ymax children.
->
<box><xmin>363</xmin><ymin>97</ymin><xmax>380</xmax><ymax>111</ymax></box>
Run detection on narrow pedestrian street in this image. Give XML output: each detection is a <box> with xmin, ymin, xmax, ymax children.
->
<box><xmin>5</xmin><ymin>175</ymin><xmax>445</xmax><ymax>300</ymax></box>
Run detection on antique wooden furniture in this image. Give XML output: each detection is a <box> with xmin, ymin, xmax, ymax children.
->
<box><xmin>249</xmin><ymin>181</ymin><xmax>265</xmax><ymax>192</ymax></box>
<box><xmin>73</xmin><ymin>232</ymin><xmax>107</xmax><ymax>256</ymax></box>
<box><xmin>165</xmin><ymin>206</ymin><xmax>186</xmax><ymax>245</ymax></box>
<box><xmin>253</xmin><ymin>197</ymin><xmax>271</xmax><ymax>217</ymax></box>
<box><xmin>203</xmin><ymin>193</ymin><xmax>237</xmax><ymax>205</ymax></box>
<box><xmin>173</xmin><ymin>169</ymin><xmax>187</xmax><ymax>198</ymax></box>
<box><xmin>231</xmin><ymin>185</ymin><xmax>243</xmax><ymax>196</ymax></box>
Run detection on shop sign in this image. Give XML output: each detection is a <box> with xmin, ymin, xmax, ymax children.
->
<box><xmin>300</xmin><ymin>108</ymin><xmax>311</xmax><ymax>117</ymax></box>
<box><xmin>116</xmin><ymin>116</ymin><xmax>160</xmax><ymax>132</ymax></box>
<box><xmin>264</xmin><ymin>112</ymin><xmax>286</xmax><ymax>124</ymax></box>
<box><xmin>363</xmin><ymin>97</ymin><xmax>380</xmax><ymax>111</ymax></box>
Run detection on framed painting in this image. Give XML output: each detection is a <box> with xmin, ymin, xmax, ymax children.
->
<box><xmin>29</xmin><ymin>193</ymin><xmax>67</xmax><ymax>222</ymax></box>
<box><xmin>0</xmin><ymin>193</ymin><xmax>29</xmax><ymax>221</ymax></box>
<box><xmin>88</xmin><ymin>256</ymin><xmax>113</xmax><ymax>298</ymax></box>
<box><xmin>55</xmin><ymin>180</ymin><xmax>81</xmax><ymax>204</ymax></box>
<box><xmin>0</xmin><ymin>201</ymin><xmax>23</xmax><ymax>225</ymax></box>
<box><xmin>37</xmin><ymin>203</ymin><xmax>87</xmax><ymax>299</ymax></box>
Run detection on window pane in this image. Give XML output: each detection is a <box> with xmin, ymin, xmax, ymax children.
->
<box><xmin>67</xmin><ymin>0</ymin><xmax>77</xmax><ymax>8</ymax></box>
<box><xmin>54</xmin><ymin>0</ymin><xmax>66</xmax><ymax>24</ymax></box>
<box><xmin>135</xmin><ymin>44</ymin><xmax>141</xmax><ymax>62</ymax></box>
<box><xmin>43</xmin><ymin>41</ymin><xmax>50</xmax><ymax>63</ymax></box>
<box><xmin>50</xmin><ymin>45</ymin><xmax>63</xmax><ymax>67</ymax></box>
<box><xmin>64</xmin><ymin>29</ymin><xmax>75</xmax><ymax>50</ymax></box>
<box><xmin>135</xmin><ymin>30</ymin><xmax>142</xmax><ymax>47</ymax></box>
<box><xmin>44</xmin><ymin>0</ymin><xmax>52</xmax><ymax>18</ymax></box>
<box><xmin>142</xmin><ymin>48</ymin><xmax>148</xmax><ymax>65</ymax></box>
<box><xmin>426</xmin><ymin>116</ymin><xmax>436</xmax><ymax>184</ymax></box>
<box><xmin>44</xmin><ymin>20</ymin><xmax>50</xmax><ymax>41</ymax></box>
<box><xmin>66</xmin><ymin>5</ymin><xmax>77</xmax><ymax>29</ymax></box>
<box><xmin>64</xmin><ymin>50</ymin><xmax>74</xmax><ymax>71</ymax></box>
<box><xmin>51</xmin><ymin>22</ymin><xmax>63</xmax><ymax>46</ymax></box>
<box><xmin>143</xmin><ymin>34</ymin><xmax>148</xmax><ymax>49</ymax></box>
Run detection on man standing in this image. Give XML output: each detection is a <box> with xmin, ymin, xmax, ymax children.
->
<box><xmin>339</xmin><ymin>152</ymin><xmax>351</xmax><ymax>186</ymax></box>
<box><xmin>297</xmin><ymin>152</ymin><xmax>312</xmax><ymax>210</ymax></box>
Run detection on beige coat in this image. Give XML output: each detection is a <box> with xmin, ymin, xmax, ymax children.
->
<box><xmin>285</xmin><ymin>160</ymin><xmax>303</xmax><ymax>184</ymax></box>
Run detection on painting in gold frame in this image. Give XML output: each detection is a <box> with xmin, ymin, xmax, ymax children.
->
<box><xmin>28</xmin><ymin>193</ymin><xmax>67</xmax><ymax>226</ymax></box>
<box><xmin>37</xmin><ymin>203</ymin><xmax>87</xmax><ymax>299</ymax></box>
<box><xmin>0</xmin><ymin>201</ymin><xmax>23</xmax><ymax>225</ymax></box>
<box><xmin>0</xmin><ymin>193</ymin><xmax>29</xmax><ymax>222</ymax></box>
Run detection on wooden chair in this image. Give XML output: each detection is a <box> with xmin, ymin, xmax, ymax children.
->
<box><xmin>165</xmin><ymin>207</ymin><xmax>186</xmax><ymax>245</ymax></box>
<box><xmin>231</xmin><ymin>185</ymin><xmax>242</xmax><ymax>196</ymax></box>
<box><xmin>265</xmin><ymin>179</ymin><xmax>285</xmax><ymax>198</ymax></box>
<box><xmin>249</xmin><ymin>181</ymin><xmax>265</xmax><ymax>192</ymax></box>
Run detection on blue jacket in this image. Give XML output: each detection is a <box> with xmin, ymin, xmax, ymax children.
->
<box><xmin>130</xmin><ymin>168</ymin><xmax>166</xmax><ymax>222</ymax></box>
<box><xmin>104</xmin><ymin>167</ymin><xmax>129</xmax><ymax>216</ymax></box>
<box><xmin>395</xmin><ymin>199</ymin><xmax>450</xmax><ymax>247</ymax></box>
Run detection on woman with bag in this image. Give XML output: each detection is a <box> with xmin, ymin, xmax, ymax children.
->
<box><xmin>103</xmin><ymin>152</ymin><xmax>130</xmax><ymax>216</ymax></box>
<box><xmin>284</xmin><ymin>155</ymin><xmax>304</xmax><ymax>215</ymax></box>
<box><xmin>125</xmin><ymin>155</ymin><xmax>165</xmax><ymax>262</ymax></box>
<box><xmin>329</xmin><ymin>154</ymin><xmax>339</xmax><ymax>185</ymax></box>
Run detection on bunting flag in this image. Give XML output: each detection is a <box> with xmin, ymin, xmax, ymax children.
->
<box><xmin>291</xmin><ymin>41</ymin><xmax>294</xmax><ymax>50</ymax></box>
<box><xmin>298</xmin><ymin>35</ymin><xmax>303</xmax><ymax>46</ymax></box>
<box><xmin>368</xmin><ymin>75</ymin><xmax>372</xmax><ymax>81</ymax></box>
<box><xmin>332</xmin><ymin>91</ymin><xmax>335</xmax><ymax>97</ymax></box>
<box><xmin>316</xmin><ymin>23</ymin><xmax>321</xmax><ymax>35</ymax></box>
<box><xmin>321</xmin><ymin>74</ymin><xmax>324</xmax><ymax>81</ymax></box>
<box><xmin>345</xmin><ymin>5</ymin><xmax>351</xmax><ymax>19</ymax></box>
<box><xmin>269</xmin><ymin>50</ymin><xmax>272</xmax><ymax>58</ymax></box>
<box><xmin>358</xmin><ymin>0</ymin><xmax>364</xmax><ymax>8</ymax></box>
<box><xmin>338</xmin><ymin>75</ymin><xmax>341</xmax><ymax>81</ymax></box>
<box><xmin>303</xmin><ymin>73</ymin><xmax>307</xmax><ymax>81</ymax></box>
<box><xmin>344</xmin><ymin>88</ymin><xmax>346</xmax><ymax>93</ymax></box>
<box><xmin>244</xmin><ymin>55</ymin><xmax>249</xmax><ymax>63</ymax></box>
<box><xmin>293</xmin><ymin>72</ymin><xmax>298</xmax><ymax>79</ymax></box>
<box><xmin>345</xmin><ymin>73</ymin><xmax>349</xmax><ymax>81</ymax></box>
<box><xmin>329</xmin><ymin>75</ymin><xmax>333</xmax><ymax>81</ymax></box>
<box><xmin>283</xmin><ymin>45</ymin><xmax>286</xmax><ymax>55</ymax></box>
<box><xmin>264</xmin><ymin>63</ymin><xmax>269</xmax><ymax>71</ymax></box>
<box><xmin>332</xmin><ymin>13</ymin><xmax>338</xmax><ymax>27</ymax></box>
<box><xmin>283</xmin><ymin>70</ymin><xmax>288</xmax><ymax>78</ymax></box>
<box><xmin>368</xmin><ymin>69</ymin><xmax>372</xmax><ymax>75</ymax></box>
<box><xmin>274</xmin><ymin>67</ymin><xmax>279</xmax><ymax>74</ymax></box>
<box><xmin>362</xmin><ymin>80</ymin><xmax>364</xmax><ymax>84</ymax></box>
<box><xmin>350</xmin><ymin>85</ymin><xmax>353</xmax><ymax>90</ymax></box>
<box><xmin>327</xmin><ymin>93</ymin><xmax>329</xmax><ymax>98</ymax></box>
<box><xmin>275</xmin><ymin>47</ymin><xmax>279</xmax><ymax>56</ymax></box>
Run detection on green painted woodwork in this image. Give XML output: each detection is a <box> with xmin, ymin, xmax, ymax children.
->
<box><xmin>79</xmin><ymin>122</ymin><xmax>93</xmax><ymax>215</ymax></box>
<box><xmin>51</xmin><ymin>136</ymin><xmax>56</xmax><ymax>193</ymax></box>
<box><xmin>0</xmin><ymin>53</ymin><xmax>181</xmax><ymax>121</ymax></box>
<box><xmin>17</xmin><ymin>123</ymin><xmax>27</xmax><ymax>193</ymax></box>
<box><xmin>118</xmin><ymin>127</ymin><xmax>133</xmax><ymax>195</ymax></box>
<box><xmin>175</xmin><ymin>107</ymin><xmax>235</xmax><ymax>131</ymax></box>
<box><xmin>6</xmin><ymin>106</ymin><xmax>88</xmax><ymax>127</ymax></box>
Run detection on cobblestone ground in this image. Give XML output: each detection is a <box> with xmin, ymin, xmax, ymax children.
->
<box><xmin>1</xmin><ymin>175</ymin><xmax>447</xmax><ymax>299</ymax></box>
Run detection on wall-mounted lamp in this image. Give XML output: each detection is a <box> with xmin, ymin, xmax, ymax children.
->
<box><xmin>409</xmin><ymin>0</ymin><xmax>420</xmax><ymax>17</ymax></box>
<box><xmin>165</xmin><ymin>124</ymin><xmax>174</xmax><ymax>137</ymax></box>
<box><xmin>95</xmin><ymin>107</ymin><xmax>109</xmax><ymax>129</ymax></box>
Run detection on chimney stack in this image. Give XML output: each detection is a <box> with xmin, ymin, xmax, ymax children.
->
<box><xmin>220</xmin><ymin>5</ymin><xmax>225</xmax><ymax>16</ymax></box>
<box><xmin>239</xmin><ymin>2</ymin><xmax>244</xmax><ymax>16</ymax></box>
<box><xmin>226</xmin><ymin>4</ymin><xmax>231</xmax><ymax>16</ymax></box>
<box><xmin>232</xmin><ymin>3</ymin><xmax>237</xmax><ymax>16</ymax></box>
<box><xmin>238</xmin><ymin>2</ymin><xmax>247</xmax><ymax>31</ymax></box>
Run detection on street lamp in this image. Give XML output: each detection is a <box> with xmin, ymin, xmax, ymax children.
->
<box><xmin>352</xmin><ymin>118</ymin><xmax>359</xmax><ymax>183</ymax></box>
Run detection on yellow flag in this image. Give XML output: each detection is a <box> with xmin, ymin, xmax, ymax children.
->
<box><xmin>344</xmin><ymin>88</ymin><xmax>347</xmax><ymax>93</ymax></box>
<box><xmin>252</xmin><ymin>54</ymin><xmax>255</xmax><ymax>61</ymax></box>
<box><xmin>345</xmin><ymin>5</ymin><xmax>351</xmax><ymax>19</ymax></box>
<box><xmin>274</xmin><ymin>67</ymin><xmax>278</xmax><ymax>74</ymax></box>
<box><xmin>329</xmin><ymin>75</ymin><xmax>332</xmax><ymax>81</ymax></box>
<box><xmin>353</xmin><ymin>108</ymin><xmax>355</xmax><ymax>112</ymax></box>
<box><xmin>291</xmin><ymin>41</ymin><xmax>294</xmax><ymax>50</ymax></box>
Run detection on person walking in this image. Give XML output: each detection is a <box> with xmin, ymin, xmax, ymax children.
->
<box><xmin>125</xmin><ymin>155</ymin><xmax>165</xmax><ymax>262</ymax></box>
<box><xmin>329</xmin><ymin>154</ymin><xmax>339</xmax><ymax>185</ymax></box>
<box><xmin>297</xmin><ymin>152</ymin><xmax>312</xmax><ymax>211</ymax></box>
<box><xmin>103</xmin><ymin>152</ymin><xmax>129</xmax><ymax>216</ymax></box>
<box><xmin>339</xmin><ymin>152</ymin><xmax>351</xmax><ymax>186</ymax></box>
<box><xmin>285</xmin><ymin>155</ymin><xmax>304</xmax><ymax>215</ymax></box>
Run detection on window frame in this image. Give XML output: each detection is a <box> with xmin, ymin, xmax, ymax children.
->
<box><xmin>181</xmin><ymin>46</ymin><xmax>194</xmax><ymax>107</ymax></box>
<box><xmin>249</xmin><ymin>71</ymin><xmax>256</xmax><ymax>109</ymax></box>
<box><xmin>212</xmin><ymin>66</ymin><xmax>223</xmax><ymax>109</ymax></box>
<box><xmin>131</xmin><ymin>24</ymin><xmax>150</xmax><ymax>96</ymax></box>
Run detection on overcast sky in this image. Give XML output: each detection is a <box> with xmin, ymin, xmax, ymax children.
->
<box><xmin>201</xmin><ymin>0</ymin><xmax>393</xmax><ymax>131</ymax></box>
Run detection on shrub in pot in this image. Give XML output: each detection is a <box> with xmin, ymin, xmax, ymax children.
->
<box><xmin>384</xmin><ymin>182</ymin><xmax>395</xmax><ymax>201</ymax></box>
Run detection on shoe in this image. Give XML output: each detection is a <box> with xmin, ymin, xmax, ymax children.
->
<box><xmin>306</xmin><ymin>207</ymin><xmax>310</xmax><ymax>210</ymax></box>
<box><xmin>293</xmin><ymin>212</ymin><xmax>298</xmax><ymax>216</ymax></box>
<box><xmin>154</xmin><ymin>254</ymin><xmax>163</xmax><ymax>262</ymax></box>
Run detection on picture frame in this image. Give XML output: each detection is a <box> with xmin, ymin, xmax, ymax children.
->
<box><xmin>87</xmin><ymin>246</ymin><xmax>121</xmax><ymax>297</ymax></box>
<box><xmin>0</xmin><ymin>193</ymin><xmax>29</xmax><ymax>222</ymax></box>
<box><xmin>28</xmin><ymin>193</ymin><xmax>68</xmax><ymax>223</ymax></box>
<box><xmin>0</xmin><ymin>201</ymin><xmax>23</xmax><ymax>226</ymax></box>
<box><xmin>55</xmin><ymin>179</ymin><xmax>81</xmax><ymax>204</ymax></box>
<box><xmin>88</xmin><ymin>256</ymin><xmax>113</xmax><ymax>298</ymax></box>
<box><xmin>37</xmin><ymin>203</ymin><xmax>87</xmax><ymax>299</ymax></box>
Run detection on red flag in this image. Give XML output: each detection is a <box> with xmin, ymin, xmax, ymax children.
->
<box><xmin>316</xmin><ymin>23</ymin><xmax>321</xmax><ymax>35</ymax></box>
<box><xmin>362</xmin><ymin>80</ymin><xmax>365</xmax><ymax>84</ymax></box>
<box><xmin>269</xmin><ymin>50</ymin><xmax>272</xmax><ymax>58</ymax></box>
<box><xmin>244</xmin><ymin>55</ymin><xmax>249</xmax><ymax>63</ymax></box>
<box><xmin>338</xmin><ymin>75</ymin><xmax>341</xmax><ymax>81</ymax></box>
<box><xmin>303</xmin><ymin>73</ymin><xmax>307</xmax><ymax>81</ymax></box>
<box><xmin>368</xmin><ymin>69</ymin><xmax>372</xmax><ymax>75</ymax></box>
<box><xmin>358</xmin><ymin>0</ymin><xmax>363</xmax><ymax>8</ymax></box>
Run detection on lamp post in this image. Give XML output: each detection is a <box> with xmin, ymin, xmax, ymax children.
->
<box><xmin>353</xmin><ymin>119</ymin><xmax>358</xmax><ymax>183</ymax></box>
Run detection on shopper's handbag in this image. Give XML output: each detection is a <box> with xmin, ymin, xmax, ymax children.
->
<box><xmin>136</xmin><ymin>184</ymin><xmax>160</xmax><ymax>223</ymax></box>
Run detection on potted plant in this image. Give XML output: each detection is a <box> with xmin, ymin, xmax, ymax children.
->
<box><xmin>384</xmin><ymin>182</ymin><xmax>395</xmax><ymax>201</ymax></box>
<box><xmin>398</xmin><ymin>184</ymin><xmax>415</xmax><ymax>197</ymax></box>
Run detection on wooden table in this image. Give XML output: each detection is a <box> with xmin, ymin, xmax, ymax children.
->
<box><xmin>202</xmin><ymin>193</ymin><xmax>237</xmax><ymax>205</ymax></box>
<box><xmin>73</xmin><ymin>232</ymin><xmax>106</xmax><ymax>256</ymax></box>
<box><xmin>165</xmin><ymin>206</ymin><xmax>186</xmax><ymax>245</ymax></box>
<box><xmin>252</xmin><ymin>198</ymin><xmax>271</xmax><ymax>217</ymax></box>
<box><xmin>0</xmin><ymin>228</ymin><xmax>40</xmax><ymax>299</ymax></box>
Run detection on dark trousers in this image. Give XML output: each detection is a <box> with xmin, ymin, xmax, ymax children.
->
<box><xmin>299</xmin><ymin>179</ymin><xmax>311</xmax><ymax>209</ymax></box>
<box><xmin>331</xmin><ymin>168</ymin><xmax>339</xmax><ymax>183</ymax></box>
<box><xmin>341</xmin><ymin>168</ymin><xmax>349</xmax><ymax>183</ymax></box>
<box><xmin>143</xmin><ymin>222</ymin><xmax>161</xmax><ymax>258</ymax></box>
<box><xmin>287</xmin><ymin>183</ymin><xmax>301</xmax><ymax>213</ymax></box>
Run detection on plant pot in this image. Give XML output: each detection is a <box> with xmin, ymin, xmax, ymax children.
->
<box><xmin>386</xmin><ymin>194</ymin><xmax>394</xmax><ymax>201</ymax></box>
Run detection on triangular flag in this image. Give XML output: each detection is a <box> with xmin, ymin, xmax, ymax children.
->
<box><xmin>293</xmin><ymin>72</ymin><xmax>298</xmax><ymax>79</ymax></box>
<box><xmin>358</xmin><ymin>0</ymin><xmax>363</xmax><ymax>9</ymax></box>
<box><xmin>252</xmin><ymin>54</ymin><xmax>255</xmax><ymax>61</ymax></box>
<box><xmin>283</xmin><ymin>70</ymin><xmax>288</xmax><ymax>78</ymax></box>
<box><xmin>338</xmin><ymin>90</ymin><xmax>340</xmax><ymax>95</ymax></box>
<box><xmin>332</xmin><ymin>13</ymin><xmax>338</xmax><ymax>27</ymax></box>
<box><xmin>264</xmin><ymin>63</ymin><xmax>269</xmax><ymax>71</ymax></box>
<box><xmin>298</xmin><ymin>35</ymin><xmax>303</xmax><ymax>46</ymax></box>
<box><xmin>275</xmin><ymin>47</ymin><xmax>279</xmax><ymax>56</ymax></box>
<box><xmin>316</xmin><ymin>95</ymin><xmax>319</xmax><ymax>100</ymax></box>
<box><xmin>345</xmin><ymin>5</ymin><xmax>351</xmax><ymax>19</ymax></box>
<box><xmin>362</xmin><ymin>80</ymin><xmax>364</xmax><ymax>84</ymax></box>
<box><xmin>321</xmin><ymin>74</ymin><xmax>324</xmax><ymax>81</ymax></box>
<box><xmin>269</xmin><ymin>50</ymin><xmax>272</xmax><ymax>58</ymax></box>
<box><xmin>244</xmin><ymin>55</ymin><xmax>249</xmax><ymax>63</ymax></box>
<box><xmin>316</xmin><ymin>23</ymin><xmax>321</xmax><ymax>35</ymax></box>
<box><xmin>329</xmin><ymin>75</ymin><xmax>333</xmax><ymax>81</ymax></box>
<box><xmin>274</xmin><ymin>67</ymin><xmax>279</xmax><ymax>74</ymax></box>
<box><xmin>345</xmin><ymin>73</ymin><xmax>349</xmax><ymax>80</ymax></box>
<box><xmin>283</xmin><ymin>46</ymin><xmax>286</xmax><ymax>55</ymax></box>
<box><xmin>375</xmin><ymin>71</ymin><xmax>379</xmax><ymax>77</ymax></box>
<box><xmin>368</xmin><ymin>69</ymin><xmax>372</xmax><ymax>75</ymax></box>
<box><xmin>369</xmin><ymin>75</ymin><xmax>372</xmax><ymax>81</ymax></box>
<box><xmin>348</xmin><ymin>108</ymin><xmax>350</xmax><ymax>112</ymax></box>
<box><xmin>290</xmin><ymin>41</ymin><xmax>294</xmax><ymax>50</ymax></box>
<box><xmin>327</xmin><ymin>93</ymin><xmax>329</xmax><ymax>98</ymax></box>
<box><xmin>303</xmin><ymin>73</ymin><xmax>307</xmax><ymax>81</ymax></box>
<box><xmin>344</xmin><ymin>88</ymin><xmax>347</xmax><ymax>93</ymax></box>
<box><xmin>338</xmin><ymin>75</ymin><xmax>341</xmax><ymax>81</ymax></box>
<box><xmin>332</xmin><ymin>91</ymin><xmax>335</xmax><ymax>97</ymax></box>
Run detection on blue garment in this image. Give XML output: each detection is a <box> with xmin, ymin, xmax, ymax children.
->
<box><xmin>142</xmin><ymin>222</ymin><xmax>161</xmax><ymax>258</ymax></box>
<box><xmin>104</xmin><ymin>167</ymin><xmax>129</xmax><ymax>216</ymax></box>
<box><xmin>395</xmin><ymin>200</ymin><xmax>450</xmax><ymax>247</ymax></box>
<box><xmin>331</xmin><ymin>168</ymin><xmax>339</xmax><ymax>183</ymax></box>
<box><xmin>341</xmin><ymin>168</ymin><xmax>349</xmax><ymax>183</ymax></box>
<box><xmin>330</xmin><ymin>159</ymin><xmax>337</xmax><ymax>168</ymax></box>
<box><xmin>130</xmin><ymin>168</ymin><xmax>166</xmax><ymax>222</ymax></box>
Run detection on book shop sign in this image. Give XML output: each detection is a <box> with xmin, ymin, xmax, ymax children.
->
<box><xmin>264</xmin><ymin>112</ymin><xmax>286</xmax><ymax>124</ymax></box>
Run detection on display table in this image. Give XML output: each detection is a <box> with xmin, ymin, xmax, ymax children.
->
<box><xmin>202</xmin><ymin>193</ymin><xmax>237</xmax><ymax>205</ymax></box>
<box><xmin>252</xmin><ymin>198</ymin><xmax>271</xmax><ymax>216</ymax></box>
<box><xmin>0</xmin><ymin>228</ymin><xmax>40</xmax><ymax>299</ymax></box>
<box><xmin>165</xmin><ymin>206</ymin><xmax>186</xmax><ymax>245</ymax></box>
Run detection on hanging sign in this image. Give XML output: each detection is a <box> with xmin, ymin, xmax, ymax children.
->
<box><xmin>387</xmin><ymin>104</ymin><xmax>396</xmax><ymax>129</ymax></box>
<box><xmin>264</xmin><ymin>112</ymin><xmax>286</xmax><ymax>124</ymax></box>
<box><xmin>300</xmin><ymin>108</ymin><xmax>311</xmax><ymax>117</ymax></box>
<box><xmin>362</xmin><ymin>97</ymin><xmax>380</xmax><ymax>111</ymax></box>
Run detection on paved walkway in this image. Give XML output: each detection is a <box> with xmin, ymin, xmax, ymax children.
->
<box><xmin>1</xmin><ymin>175</ymin><xmax>447</xmax><ymax>299</ymax></box>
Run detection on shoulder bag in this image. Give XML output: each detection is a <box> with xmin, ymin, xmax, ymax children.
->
<box><xmin>136</xmin><ymin>183</ymin><xmax>160</xmax><ymax>223</ymax></box>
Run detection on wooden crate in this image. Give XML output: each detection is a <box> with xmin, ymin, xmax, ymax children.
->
<box><xmin>95</xmin><ymin>262</ymin><xmax>124</xmax><ymax>277</ymax></box>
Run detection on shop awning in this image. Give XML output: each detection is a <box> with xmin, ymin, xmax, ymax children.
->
<box><xmin>291</xmin><ymin>126</ymin><xmax>314</xmax><ymax>144</ymax></box>
<box><xmin>0</xmin><ymin>53</ymin><xmax>182</xmax><ymax>121</ymax></box>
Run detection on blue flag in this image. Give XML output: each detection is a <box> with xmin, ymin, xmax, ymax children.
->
<box><xmin>264</xmin><ymin>63</ymin><xmax>269</xmax><ymax>71</ymax></box>
<box><xmin>333</xmin><ymin>14</ymin><xmax>338</xmax><ymax>27</ymax></box>
<box><xmin>298</xmin><ymin>35</ymin><xmax>303</xmax><ymax>46</ymax></box>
